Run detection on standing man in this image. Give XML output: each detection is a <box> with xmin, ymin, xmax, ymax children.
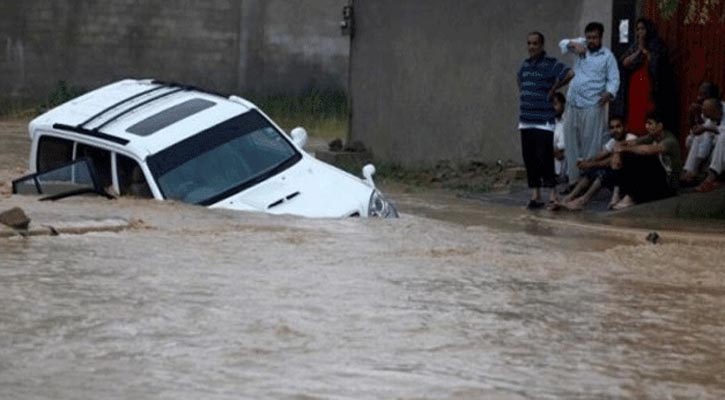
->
<box><xmin>517</xmin><ymin>31</ymin><xmax>574</xmax><ymax>209</ymax></box>
<box><xmin>559</xmin><ymin>22</ymin><xmax>620</xmax><ymax>183</ymax></box>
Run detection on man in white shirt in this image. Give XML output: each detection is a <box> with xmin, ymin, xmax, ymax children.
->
<box><xmin>696</xmin><ymin>98</ymin><xmax>725</xmax><ymax>192</ymax></box>
<box><xmin>561</xmin><ymin>116</ymin><xmax>637</xmax><ymax>210</ymax></box>
<box><xmin>559</xmin><ymin>22</ymin><xmax>620</xmax><ymax>183</ymax></box>
<box><xmin>682</xmin><ymin>98</ymin><xmax>722</xmax><ymax>184</ymax></box>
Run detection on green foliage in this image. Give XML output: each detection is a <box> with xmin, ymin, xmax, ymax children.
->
<box><xmin>326</xmin><ymin>161</ymin><xmax>406</xmax><ymax>184</ymax></box>
<box><xmin>250</xmin><ymin>90</ymin><xmax>348</xmax><ymax>139</ymax></box>
<box><xmin>38</xmin><ymin>81</ymin><xmax>86</xmax><ymax>114</ymax></box>
<box><xmin>657</xmin><ymin>0</ymin><xmax>680</xmax><ymax>20</ymax></box>
<box><xmin>251</xmin><ymin>90</ymin><xmax>347</xmax><ymax>119</ymax></box>
<box><xmin>0</xmin><ymin>81</ymin><xmax>86</xmax><ymax>117</ymax></box>
<box><xmin>372</xmin><ymin>160</ymin><xmax>503</xmax><ymax>193</ymax></box>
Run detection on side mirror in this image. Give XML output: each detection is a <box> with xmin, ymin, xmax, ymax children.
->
<box><xmin>362</xmin><ymin>164</ymin><xmax>376</xmax><ymax>188</ymax></box>
<box><xmin>290</xmin><ymin>127</ymin><xmax>308</xmax><ymax>149</ymax></box>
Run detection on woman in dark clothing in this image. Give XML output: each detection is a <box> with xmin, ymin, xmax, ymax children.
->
<box><xmin>620</xmin><ymin>18</ymin><xmax>675</xmax><ymax>135</ymax></box>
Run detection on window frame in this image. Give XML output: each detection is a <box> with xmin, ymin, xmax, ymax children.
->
<box><xmin>115</xmin><ymin>153</ymin><xmax>154</xmax><ymax>198</ymax></box>
<box><xmin>36</xmin><ymin>135</ymin><xmax>75</xmax><ymax>173</ymax></box>
<box><xmin>34</xmin><ymin>132</ymin><xmax>158</xmax><ymax>198</ymax></box>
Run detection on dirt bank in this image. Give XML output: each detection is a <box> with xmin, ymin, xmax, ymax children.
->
<box><xmin>0</xmin><ymin>118</ymin><xmax>31</xmax><ymax>198</ymax></box>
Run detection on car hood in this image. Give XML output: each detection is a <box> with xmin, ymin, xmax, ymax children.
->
<box><xmin>208</xmin><ymin>156</ymin><xmax>373</xmax><ymax>218</ymax></box>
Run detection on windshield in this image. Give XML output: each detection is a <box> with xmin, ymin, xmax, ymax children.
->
<box><xmin>147</xmin><ymin>110</ymin><xmax>300</xmax><ymax>205</ymax></box>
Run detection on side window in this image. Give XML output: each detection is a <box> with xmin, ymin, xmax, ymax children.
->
<box><xmin>37</xmin><ymin>136</ymin><xmax>74</xmax><ymax>172</ymax></box>
<box><xmin>75</xmin><ymin>143</ymin><xmax>112</xmax><ymax>189</ymax></box>
<box><xmin>117</xmin><ymin>154</ymin><xmax>152</xmax><ymax>198</ymax></box>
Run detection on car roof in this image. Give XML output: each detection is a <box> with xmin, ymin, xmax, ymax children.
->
<box><xmin>29</xmin><ymin>79</ymin><xmax>257</xmax><ymax>157</ymax></box>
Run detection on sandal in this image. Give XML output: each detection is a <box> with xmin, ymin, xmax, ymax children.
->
<box><xmin>527</xmin><ymin>200</ymin><xmax>545</xmax><ymax>209</ymax></box>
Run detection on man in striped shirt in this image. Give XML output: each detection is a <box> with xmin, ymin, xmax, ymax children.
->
<box><xmin>517</xmin><ymin>31</ymin><xmax>574</xmax><ymax>209</ymax></box>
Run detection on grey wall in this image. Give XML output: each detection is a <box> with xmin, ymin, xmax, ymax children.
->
<box><xmin>241</xmin><ymin>1</ymin><xmax>350</xmax><ymax>94</ymax></box>
<box><xmin>349</xmin><ymin>0</ymin><xmax>613</xmax><ymax>166</ymax></box>
<box><xmin>0</xmin><ymin>0</ymin><xmax>349</xmax><ymax>102</ymax></box>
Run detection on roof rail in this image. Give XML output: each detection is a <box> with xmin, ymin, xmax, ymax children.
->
<box><xmin>151</xmin><ymin>79</ymin><xmax>230</xmax><ymax>99</ymax></box>
<box><xmin>92</xmin><ymin>87</ymin><xmax>185</xmax><ymax>131</ymax></box>
<box><xmin>81</xmin><ymin>80</ymin><xmax>227</xmax><ymax>132</ymax></box>
<box><xmin>52</xmin><ymin>124</ymin><xmax>130</xmax><ymax>145</ymax></box>
<box><xmin>57</xmin><ymin>79</ymin><xmax>229</xmax><ymax>146</ymax></box>
<box><xmin>78</xmin><ymin>83</ymin><xmax>167</xmax><ymax>128</ymax></box>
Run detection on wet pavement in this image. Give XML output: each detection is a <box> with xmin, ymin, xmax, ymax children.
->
<box><xmin>2</xmin><ymin>117</ymin><xmax>725</xmax><ymax>399</ymax></box>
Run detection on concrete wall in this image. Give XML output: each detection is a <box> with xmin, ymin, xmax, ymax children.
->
<box><xmin>349</xmin><ymin>0</ymin><xmax>613</xmax><ymax>166</ymax></box>
<box><xmin>0</xmin><ymin>0</ymin><xmax>349</xmax><ymax>102</ymax></box>
<box><xmin>241</xmin><ymin>1</ymin><xmax>350</xmax><ymax>94</ymax></box>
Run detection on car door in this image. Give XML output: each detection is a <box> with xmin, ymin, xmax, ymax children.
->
<box><xmin>115</xmin><ymin>154</ymin><xmax>154</xmax><ymax>198</ymax></box>
<box><xmin>74</xmin><ymin>142</ymin><xmax>113</xmax><ymax>190</ymax></box>
<box><xmin>12</xmin><ymin>157</ymin><xmax>108</xmax><ymax>200</ymax></box>
<box><xmin>15</xmin><ymin>134</ymin><xmax>114</xmax><ymax>199</ymax></box>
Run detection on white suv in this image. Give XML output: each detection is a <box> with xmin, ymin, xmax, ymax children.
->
<box><xmin>13</xmin><ymin>79</ymin><xmax>398</xmax><ymax>218</ymax></box>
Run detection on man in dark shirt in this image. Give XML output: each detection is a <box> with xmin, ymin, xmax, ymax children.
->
<box><xmin>609</xmin><ymin>110</ymin><xmax>682</xmax><ymax>209</ymax></box>
<box><xmin>517</xmin><ymin>31</ymin><xmax>574</xmax><ymax>209</ymax></box>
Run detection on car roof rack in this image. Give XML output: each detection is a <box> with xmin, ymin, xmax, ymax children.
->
<box><xmin>90</xmin><ymin>87</ymin><xmax>186</xmax><ymax>131</ymax></box>
<box><xmin>54</xmin><ymin>80</ymin><xmax>230</xmax><ymax>146</ymax></box>
<box><xmin>150</xmin><ymin>80</ymin><xmax>230</xmax><ymax>99</ymax></box>
<box><xmin>89</xmin><ymin>80</ymin><xmax>230</xmax><ymax>132</ymax></box>
<box><xmin>52</xmin><ymin>123</ymin><xmax>130</xmax><ymax>145</ymax></box>
<box><xmin>77</xmin><ymin>83</ymin><xmax>168</xmax><ymax>128</ymax></box>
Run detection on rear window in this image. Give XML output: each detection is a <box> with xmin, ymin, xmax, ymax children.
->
<box><xmin>126</xmin><ymin>98</ymin><xmax>215</xmax><ymax>136</ymax></box>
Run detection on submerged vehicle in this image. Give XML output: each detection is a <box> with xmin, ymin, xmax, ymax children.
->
<box><xmin>13</xmin><ymin>79</ymin><xmax>398</xmax><ymax>218</ymax></box>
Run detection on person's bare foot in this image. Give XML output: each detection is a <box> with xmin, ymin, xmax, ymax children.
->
<box><xmin>608</xmin><ymin>188</ymin><xmax>621</xmax><ymax>209</ymax></box>
<box><xmin>563</xmin><ymin>198</ymin><xmax>585</xmax><ymax>210</ymax></box>
<box><xmin>607</xmin><ymin>196</ymin><xmax>621</xmax><ymax>209</ymax></box>
<box><xmin>612</xmin><ymin>195</ymin><xmax>634</xmax><ymax>210</ymax></box>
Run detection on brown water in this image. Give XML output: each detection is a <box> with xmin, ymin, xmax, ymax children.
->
<box><xmin>2</xmin><ymin>119</ymin><xmax>725</xmax><ymax>399</ymax></box>
<box><xmin>1</xmin><ymin>196</ymin><xmax>724</xmax><ymax>399</ymax></box>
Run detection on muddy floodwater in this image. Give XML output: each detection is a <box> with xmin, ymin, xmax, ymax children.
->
<box><xmin>2</xmin><ymin>118</ymin><xmax>725</xmax><ymax>399</ymax></box>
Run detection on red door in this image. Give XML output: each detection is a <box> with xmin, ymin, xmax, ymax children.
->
<box><xmin>644</xmin><ymin>0</ymin><xmax>725</xmax><ymax>142</ymax></box>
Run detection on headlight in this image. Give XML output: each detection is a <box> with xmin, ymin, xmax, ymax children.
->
<box><xmin>367</xmin><ymin>190</ymin><xmax>399</xmax><ymax>218</ymax></box>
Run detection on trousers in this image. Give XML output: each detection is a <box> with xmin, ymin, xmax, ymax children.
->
<box><xmin>563</xmin><ymin>105</ymin><xmax>608</xmax><ymax>182</ymax></box>
<box><xmin>520</xmin><ymin>129</ymin><xmax>556</xmax><ymax>189</ymax></box>
<box><xmin>610</xmin><ymin>153</ymin><xmax>674</xmax><ymax>204</ymax></box>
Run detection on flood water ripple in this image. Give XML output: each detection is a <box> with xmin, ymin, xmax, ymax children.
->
<box><xmin>1</xmin><ymin>200</ymin><xmax>724</xmax><ymax>399</ymax></box>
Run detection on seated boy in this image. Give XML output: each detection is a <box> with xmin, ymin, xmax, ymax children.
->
<box><xmin>609</xmin><ymin>111</ymin><xmax>682</xmax><ymax>209</ymax></box>
<box><xmin>695</xmin><ymin>98</ymin><xmax>725</xmax><ymax>192</ymax></box>
<box><xmin>561</xmin><ymin>116</ymin><xmax>637</xmax><ymax>210</ymax></box>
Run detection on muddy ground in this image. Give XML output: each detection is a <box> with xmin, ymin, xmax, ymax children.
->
<box><xmin>0</xmin><ymin>119</ymin><xmax>30</xmax><ymax>198</ymax></box>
